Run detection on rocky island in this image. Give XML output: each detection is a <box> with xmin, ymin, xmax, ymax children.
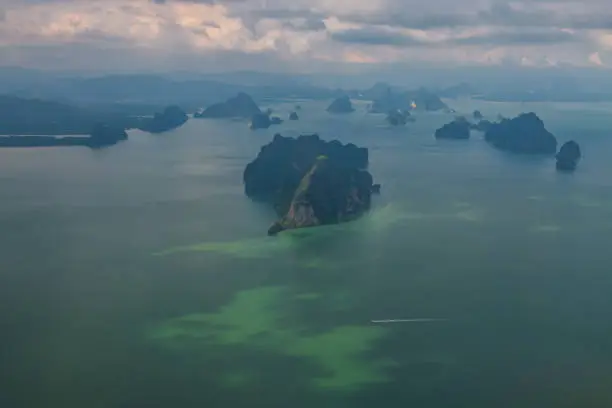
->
<box><xmin>289</xmin><ymin>112</ymin><xmax>299</xmax><ymax>120</ymax></box>
<box><xmin>138</xmin><ymin>105</ymin><xmax>188</xmax><ymax>133</ymax></box>
<box><xmin>484</xmin><ymin>112</ymin><xmax>557</xmax><ymax>154</ymax></box>
<box><xmin>556</xmin><ymin>141</ymin><xmax>581</xmax><ymax>172</ymax></box>
<box><xmin>195</xmin><ymin>92</ymin><xmax>261</xmax><ymax>119</ymax></box>
<box><xmin>243</xmin><ymin>134</ymin><xmax>377</xmax><ymax>235</ymax></box>
<box><xmin>326</xmin><ymin>96</ymin><xmax>355</xmax><ymax>114</ymax></box>
<box><xmin>435</xmin><ymin>117</ymin><xmax>471</xmax><ymax>139</ymax></box>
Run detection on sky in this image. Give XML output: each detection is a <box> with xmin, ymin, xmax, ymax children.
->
<box><xmin>0</xmin><ymin>0</ymin><xmax>612</xmax><ymax>72</ymax></box>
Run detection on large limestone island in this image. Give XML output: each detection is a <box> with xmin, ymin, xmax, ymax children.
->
<box><xmin>195</xmin><ymin>92</ymin><xmax>261</xmax><ymax>119</ymax></box>
<box><xmin>243</xmin><ymin>134</ymin><xmax>377</xmax><ymax>235</ymax></box>
<box><xmin>326</xmin><ymin>96</ymin><xmax>355</xmax><ymax>114</ymax></box>
<box><xmin>556</xmin><ymin>140</ymin><xmax>581</xmax><ymax>172</ymax></box>
<box><xmin>484</xmin><ymin>112</ymin><xmax>557</xmax><ymax>154</ymax></box>
<box><xmin>138</xmin><ymin>105</ymin><xmax>188</xmax><ymax>133</ymax></box>
<box><xmin>435</xmin><ymin>117</ymin><xmax>471</xmax><ymax>139</ymax></box>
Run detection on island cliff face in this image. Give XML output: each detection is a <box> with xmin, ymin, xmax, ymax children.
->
<box><xmin>485</xmin><ymin>112</ymin><xmax>557</xmax><ymax>154</ymax></box>
<box><xmin>243</xmin><ymin>134</ymin><xmax>375</xmax><ymax>235</ymax></box>
<box><xmin>195</xmin><ymin>93</ymin><xmax>261</xmax><ymax>119</ymax></box>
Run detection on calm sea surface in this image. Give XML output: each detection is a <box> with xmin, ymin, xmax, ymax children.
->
<box><xmin>1</xmin><ymin>99</ymin><xmax>612</xmax><ymax>408</ymax></box>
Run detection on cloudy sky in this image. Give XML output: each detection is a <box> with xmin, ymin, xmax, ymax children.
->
<box><xmin>0</xmin><ymin>0</ymin><xmax>611</xmax><ymax>72</ymax></box>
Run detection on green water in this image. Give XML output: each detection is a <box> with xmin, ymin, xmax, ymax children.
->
<box><xmin>1</xmin><ymin>99</ymin><xmax>612</xmax><ymax>407</ymax></box>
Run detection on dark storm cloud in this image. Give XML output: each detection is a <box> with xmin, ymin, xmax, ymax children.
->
<box><xmin>343</xmin><ymin>1</ymin><xmax>612</xmax><ymax>30</ymax></box>
<box><xmin>230</xmin><ymin>7</ymin><xmax>328</xmax><ymax>34</ymax></box>
<box><xmin>331</xmin><ymin>27</ymin><xmax>580</xmax><ymax>48</ymax></box>
<box><xmin>284</xmin><ymin>18</ymin><xmax>326</xmax><ymax>32</ymax></box>
<box><xmin>452</xmin><ymin>30</ymin><xmax>580</xmax><ymax>46</ymax></box>
<box><xmin>330</xmin><ymin>28</ymin><xmax>429</xmax><ymax>47</ymax></box>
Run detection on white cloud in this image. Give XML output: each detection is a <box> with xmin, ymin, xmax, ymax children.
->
<box><xmin>0</xmin><ymin>0</ymin><xmax>609</xmax><ymax>70</ymax></box>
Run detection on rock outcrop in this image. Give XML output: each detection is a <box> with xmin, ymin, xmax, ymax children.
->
<box><xmin>484</xmin><ymin>112</ymin><xmax>557</xmax><ymax>154</ymax></box>
<box><xmin>289</xmin><ymin>112</ymin><xmax>299</xmax><ymax>120</ymax></box>
<box><xmin>326</xmin><ymin>96</ymin><xmax>355</xmax><ymax>114</ymax></box>
<box><xmin>243</xmin><ymin>134</ymin><xmax>375</xmax><ymax>235</ymax></box>
<box><xmin>139</xmin><ymin>106</ymin><xmax>188</xmax><ymax>133</ymax></box>
<box><xmin>473</xmin><ymin>110</ymin><xmax>483</xmax><ymax>120</ymax></box>
<box><xmin>195</xmin><ymin>92</ymin><xmax>261</xmax><ymax>119</ymax></box>
<box><xmin>435</xmin><ymin>117</ymin><xmax>471</xmax><ymax>140</ymax></box>
<box><xmin>556</xmin><ymin>140</ymin><xmax>581</xmax><ymax>172</ymax></box>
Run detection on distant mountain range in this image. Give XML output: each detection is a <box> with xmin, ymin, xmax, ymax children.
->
<box><xmin>3</xmin><ymin>66</ymin><xmax>612</xmax><ymax>110</ymax></box>
<box><xmin>3</xmin><ymin>65</ymin><xmax>612</xmax><ymax>137</ymax></box>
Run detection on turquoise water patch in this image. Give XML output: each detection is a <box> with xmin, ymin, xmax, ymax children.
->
<box><xmin>149</xmin><ymin>286</ymin><xmax>393</xmax><ymax>392</ymax></box>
